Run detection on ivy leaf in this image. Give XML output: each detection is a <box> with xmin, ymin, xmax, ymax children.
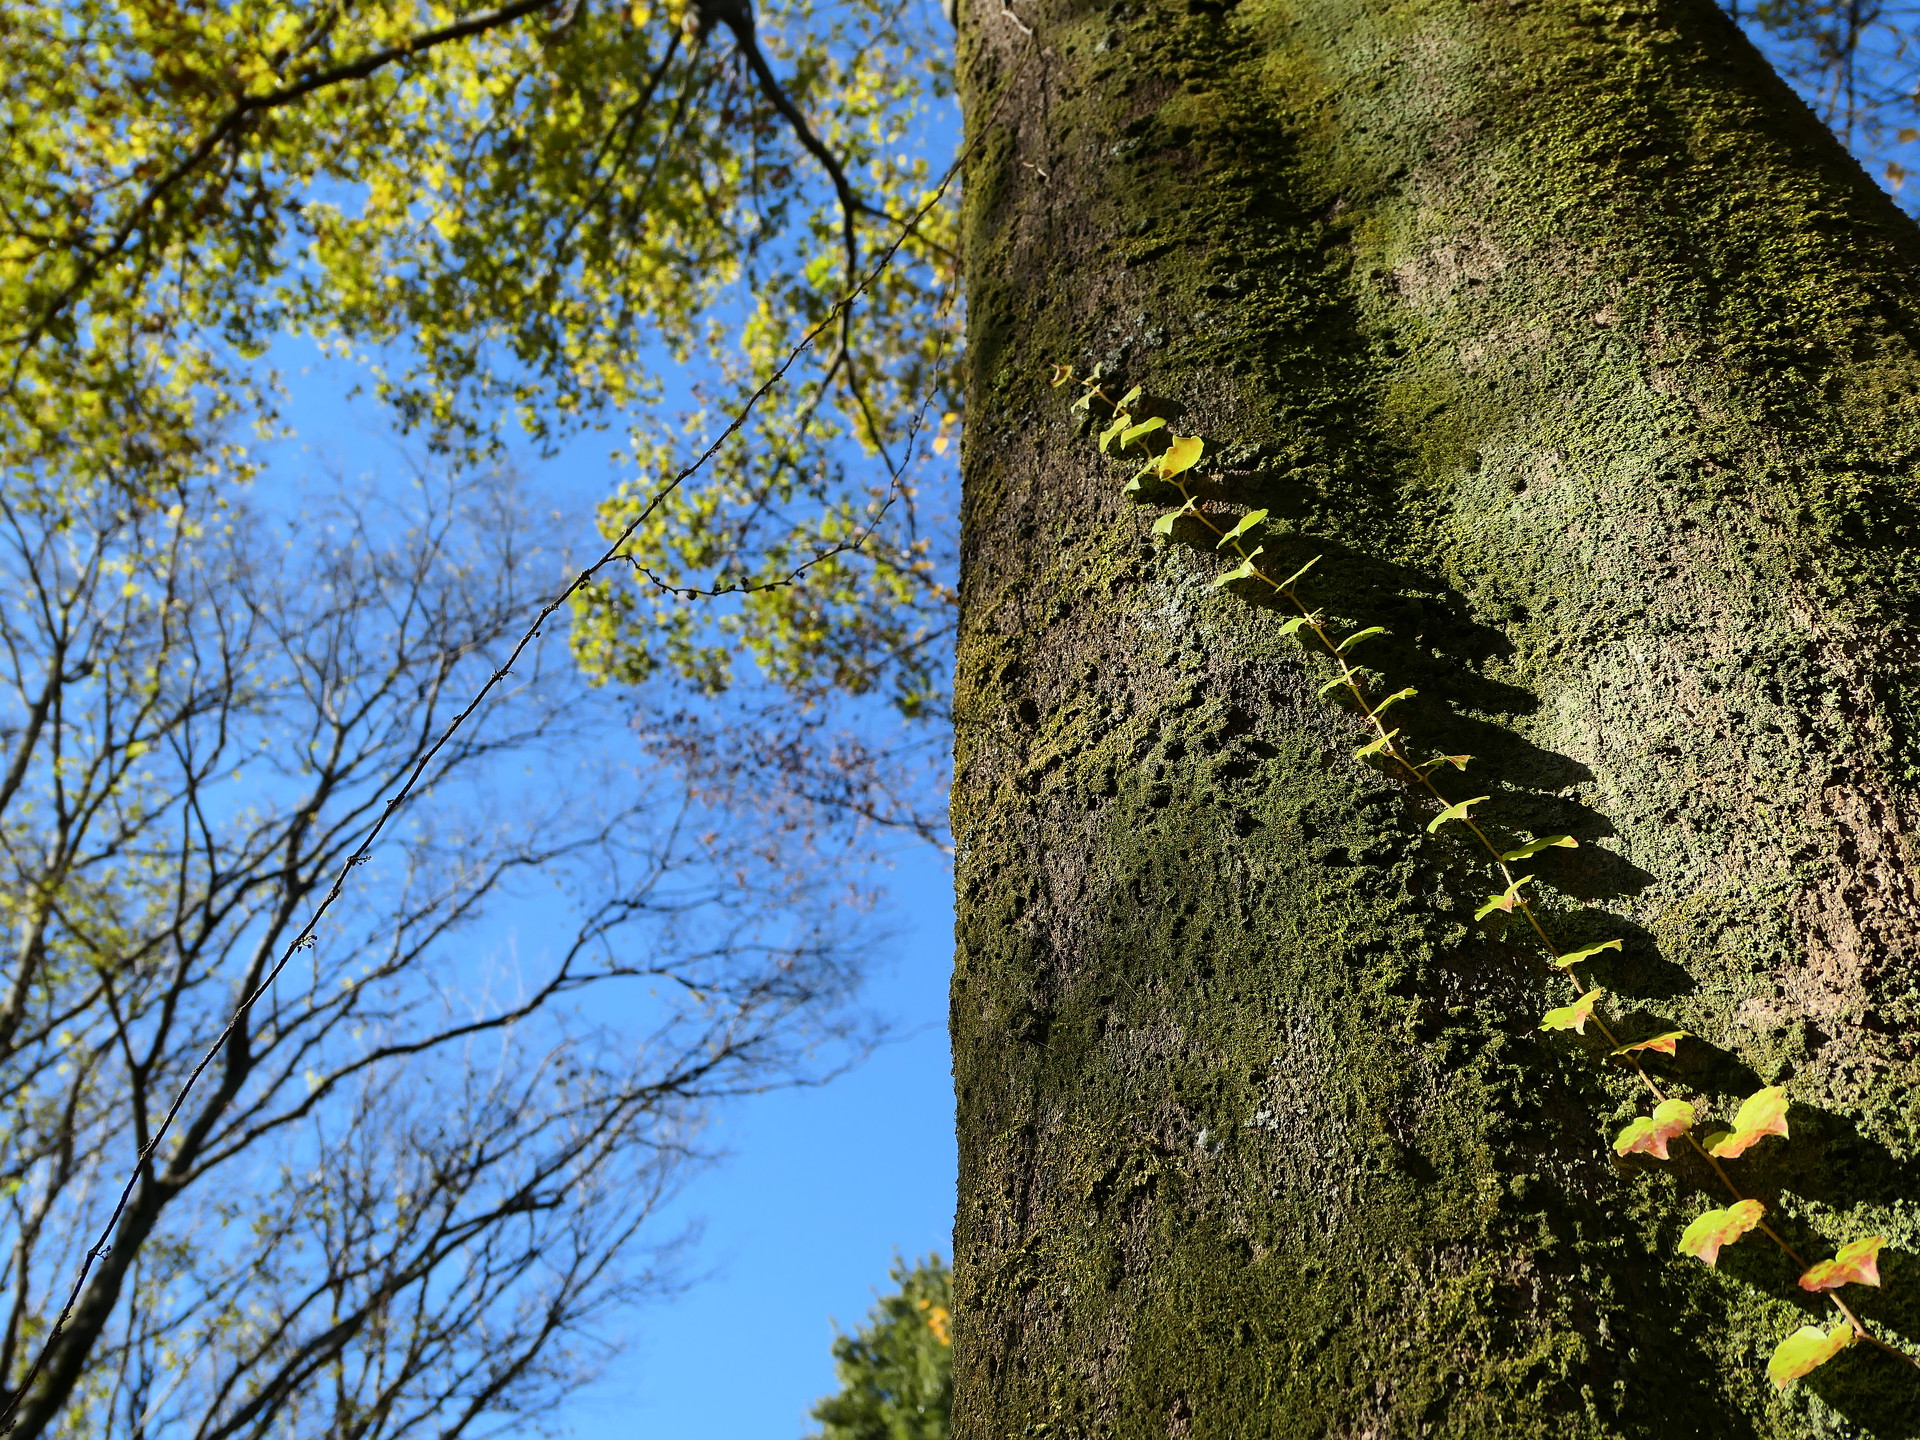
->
<box><xmin>1277</xmin><ymin>612</ymin><xmax>1320</xmax><ymax>637</ymax></box>
<box><xmin>1500</xmin><ymin>835</ymin><xmax>1577</xmax><ymax>862</ymax></box>
<box><xmin>1612</xmin><ymin>1030</ymin><xmax>1688</xmax><ymax>1057</ymax></box>
<box><xmin>1552</xmin><ymin>938</ymin><xmax>1623</xmax><ymax>970</ymax></box>
<box><xmin>1337</xmin><ymin>626</ymin><xmax>1386</xmax><ymax>653</ymax></box>
<box><xmin>1540</xmin><ymin>987</ymin><xmax>1603</xmax><ymax>1034</ymax></box>
<box><xmin>1277</xmin><ymin>555</ymin><xmax>1322</xmax><ymax>590</ymax></box>
<box><xmin>1799</xmin><ymin>1237</ymin><xmax>1886</xmax><ymax>1293</ymax></box>
<box><xmin>1420</xmin><ymin>753</ymin><xmax>1471</xmax><ymax>773</ymax></box>
<box><xmin>1121</xmin><ymin>416</ymin><xmax>1167</xmax><ymax>448</ymax></box>
<box><xmin>1426</xmin><ymin>795</ymin><xmax>1490</xmax><ymax>834</ymax></box>
<box><xmin>1317</xmin><ymin>673</ymin><xmax>1352</xmax><ymax>698</ymax></box>
<box><xmin>1679</xmin><ymin>1198</ymin><xmax>1765</xmax><ymax>1266</ymax></box>
<box><xmin>1354</xmin><ymin>728</ymin><xmax>1400</xmax><ymax>760</ymax></box>
<box><xmin>1211</xmin><ymin>548</ymin><xmax>1264</xmax><ymax>589</ymax></box>
<box><xmin>1371</xmin><ymin>687</ymin><xmax>1416</xmax><ymax>718</ymax></box>
<box><xmin>1708</xmin><ymin>1086</ymin><xmax>1789</xmax><ymax>1159</ymax></box>
<box><xmin>1218</xmin><ymin>509</ymin><xmax>1268</xmax><ymax>548</ymax></box>
<box><xmin>1768</xmin><ymin>1321</ymin><xmax>1854</xmax><ymax>1389</ymax></box>
<box><xmin>1098</xmin><ymin>412</ymin><xmax>1133</xmax><ymax>452</ymax></box>
<box><xmin>1151</xmin><ymin>502</ymin><xmax>1196</xmax><ymax>536</ymax></box>
<box><xmin>1613</xmin><ymin>1098</ymin><xmax>1696</xmax><ymax>1160</ymax></box>
<box><xmin>1156</xmin><ymin>435</ymin><xmax>1205</xmax><ymax>479</ymax></box>
<box><xmin>1115</xmin><ymin>384</ymin><xmax>1142</xmax><ymax>410</ymax></box>
<box><xmin>1474</xmin><ymin>874</ymin><xmax>1534</xmax><ymax>921</ymax></box>
<box><xmin>1071</xmin><ymin>388</ymin><xmax>1099</xmax><ymax>413</ymax></box>
<box><xmin>1049</xmin><ymin>364</ymin><xmax>1075</xmax><ymax>387</ymax></box>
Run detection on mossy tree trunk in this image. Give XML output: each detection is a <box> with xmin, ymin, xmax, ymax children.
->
<box><xmin>949</xmin><ymin>0</ymin><xmax>1920</xmax><ymax>1435</ymax></box>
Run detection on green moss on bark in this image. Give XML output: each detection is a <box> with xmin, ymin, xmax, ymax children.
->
<box><xmin>952</xmin><ymin>0</ymin><xmax>1920</xmax><ymax>1434</ymax></box>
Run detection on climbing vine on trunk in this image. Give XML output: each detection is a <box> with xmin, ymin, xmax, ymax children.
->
<box><xmin>1052</xmin><ymin>361</ymin><xmax>1920</xmax><ymax>1394</ymax></box>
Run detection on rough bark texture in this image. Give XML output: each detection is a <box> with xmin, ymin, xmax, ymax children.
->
<box><xmin>950</xmin><ymin>0</ymin><xmax>1920</xmax><ymax>1435</ymax></box>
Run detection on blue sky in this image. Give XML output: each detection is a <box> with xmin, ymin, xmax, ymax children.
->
<box><xmin>269</xmin><ymin>341</ymin><xmax>955</xmax><ymax>1440</ymax></box>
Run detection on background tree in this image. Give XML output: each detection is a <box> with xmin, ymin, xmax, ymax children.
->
<box><xmin>809</xmin><ymin>1254</ymin><xmax>951</xmax><ymax>1440</ymax></box>
<box><xmin>950</xmin><ymin>0</ymin><xmax>1920</xmax><ymax>1435</ymax></box>
<box><xmin>0</xmin><ymin>467</ymin><xmax>875</xmax><ymax>1439</ymax></box>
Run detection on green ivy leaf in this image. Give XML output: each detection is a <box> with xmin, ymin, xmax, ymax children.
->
<box><xmin>1121</xmin><ymin>416</ymin><xmax>1167</xmax><ymax>448</ymax></box>
<box><xmin>1115</xmin><ymin>384</ymin><xmax>1142</xmax><ymax>410</ymax></box>
<box><xmin>1371</xmin><ymin>687</ymin><xmax>1416</xmax><ymax>717</ymax></box>
<box><xmin>1500</xmin><ymin>835</ymin><xmax>1577</xmax><ymax>861</ymax></box>
<box><xmin>1277</xmin><ymin>555</ymin><xmax>1321</xmax><ymax>590</ymax></box>
<box><xmin>1218</xmin><ymin>509</ymin><xmax>1268</xmax><ymax>548</ymax></box>
<box><xmin>1337</xmin><ymin>626</ymin><xmax>1386</xmax><ymax>653</ymax></box>
<box><xmin>1425</xmin><ymin>794</ymin><xmax>1489</xmax><ymax>834</ymax></box>
<box><xmin>1211</xmin><ymin>548</ymin><xmax>1263</xmax><ymax>588</ymax></box>
<box><xmin>1353</xmin><ymin>728</ymin><xmax>1400</xmax><ymax>759</ymax></box>
<box><xmin>1098</xmin><ymin>412</ymin><xmax>1132</xmax><ymax>452</ymax></box>
<box><xmin>1551</xmin><ymin>938</ymin><xmax>1622</xmax><ymax>969</ymax></box>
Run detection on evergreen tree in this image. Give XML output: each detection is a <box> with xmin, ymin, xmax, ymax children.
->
<box><xmin>809</xmin><ymin>1256</ymin><xmax>952</xmax><ymax>1440</ymax></box>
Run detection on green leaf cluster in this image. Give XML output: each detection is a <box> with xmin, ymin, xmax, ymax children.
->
<box><xmin>808</xmin><ymin>1254</ymin><xmax>951</xmax><ymax>1440</ymax></box>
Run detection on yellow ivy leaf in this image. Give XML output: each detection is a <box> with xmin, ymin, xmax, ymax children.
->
<box><xmin>1613</xmin><ymin>1098</ymin><xmax>1695</xmax><ymax>1160</ymax></box>
<box><xmin>1708</xmin><ymin>1086</ymin><xmax>1789</xmax><ymax>1159</ymax></box>
<box><xmin>1120</xmin><ymin>416</ymin><xmax>1167</xmax><ymax>448</ymax></box>
<box><xmin>1099</xmin><ymin>412</ymin><xmax>1133</xmax><ymax>452</ymax></box>
<box><xmin>1156</xmin><ymin>434</ymin><xmax>1204</xmax><ymax>479</ymax></box>
<box><xmin>1679</xmin><ymin>1198</ymin><xmax>1765</xmax><ymax>1266</ymax></box>
<box><xmin>1048</xmin><ymin>364</ymin><xmax>1074</xmax><ymax>387</ymax></box>
<box><xmin>1799</xmin><ymin>1237</ymin><xmax>1886</xmax><ymax>1293</ymax></box>
<box><xmin>1541</xmin><ymin>987</ymin><xmax>1603</xmax><ymax>1035</ymax></box>
<box><xmin>1768</xmin><ymin>1321</ymin><xmax>1854</xmax><ymax>1389</ymax></box>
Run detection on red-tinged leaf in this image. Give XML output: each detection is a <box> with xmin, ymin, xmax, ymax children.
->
<box><xmin>1614</xmin><ymin>1099</ymin><xmax>1695</xmax><ymax>1160</ymax></box>
<box><xmin>1799</xmin><ymin>1237</ymin><xmax>1886</xmax><ymax>1293</ymax></box>
<box><xmin>1612</xmin><ymin>1030</ymin><xmax>1688</xmax><ymax>1057</ymax></box>
<box><xmin>1541</xmin><ymin>987</ymin><xmax>1603</xmax><ymax>1035</ymax></box>
<box><xmin>1049</xmin><ymin>364</ymin><xmax>1075</xmax><ymax>387</ymax></box>
<box><xmin>1474</xmin><ymin>875</ymin><xmax>1534</xmax><ymax>921</ymax></box>
<box><xmin>1733</xmin><ymin>1085</ymin><xmax>1790</xmax><ymax>1139</ymax></box>
<box><xmin>1768</xmin><ymin>1321</ymin><xmax>1854</xmax><ymax>1388</ymax></box>
<box><xmin>1354</xmin><ymin>729</ymin><xmax>1400</xmax><ymax>760</ymax></box>
<box><xmin>1679</xmin><ymin>1198</ymin><xmax>1765</xmax><ymax>1266</ymax></box>
<box><xmin>1708</xmin><ymin>1086</ymin><xmax>1789</xmax><ymax>1158</ymax></box>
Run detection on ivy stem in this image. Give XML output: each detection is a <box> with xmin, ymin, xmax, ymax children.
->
<box><xmin>1146</xmin><ymin>474</ymin><xmax>1913</xmax><ymax>1364</ymax></box>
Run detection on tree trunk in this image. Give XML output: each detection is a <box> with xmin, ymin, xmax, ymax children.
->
<box><xmin>949</xmin><ymin>0</ymin><xmax>1920</xmax><ymax>1435</ymax></box>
